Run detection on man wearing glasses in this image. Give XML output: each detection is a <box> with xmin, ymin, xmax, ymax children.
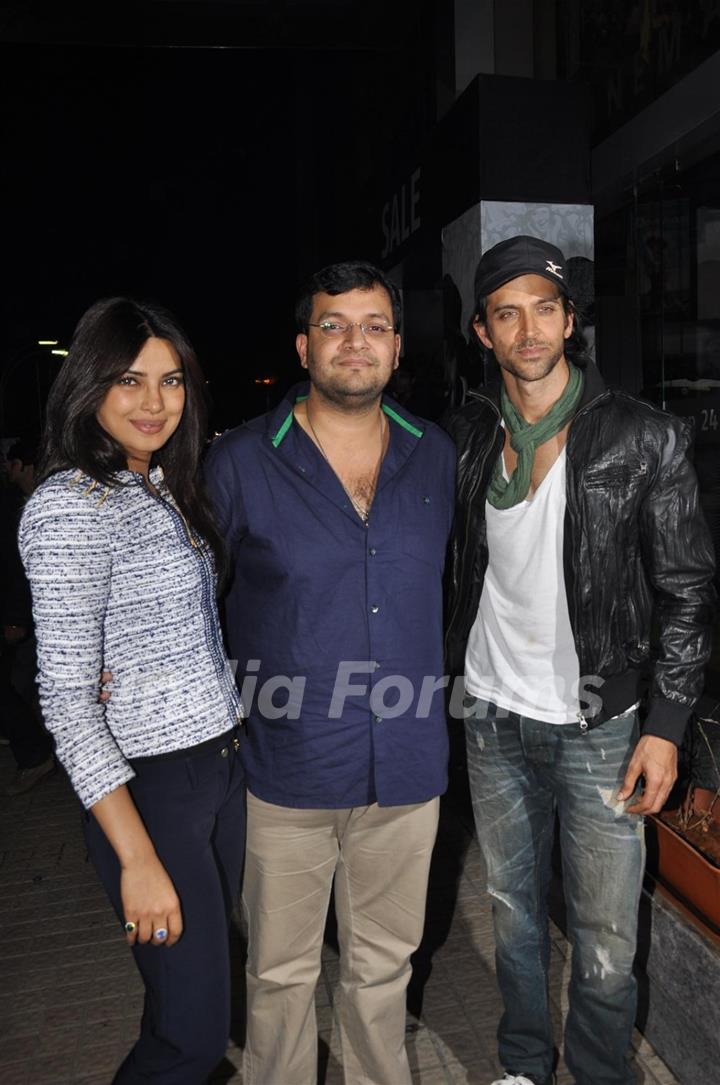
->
<box><xmin>206</xmin><ymin>261</ymin><xmax>455</xmax><ymax>1084</ymax></box>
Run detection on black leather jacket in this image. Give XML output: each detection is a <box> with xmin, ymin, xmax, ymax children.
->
<box><xmin>444</xmin><ymin>360</ymin><xmax>716</xmax><ymax>745</ymax></box>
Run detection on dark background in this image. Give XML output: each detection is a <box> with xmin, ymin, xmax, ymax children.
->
<box><xmin>0</xmin><ymin>0</ymin><xmax>438</xmax><ymax>433</ymax></box>
<box><xmin>2</xmin><ymin>43</ymin><xmax>307</xmax><ymax>430</ymax></box>
<box><xmin>5</xmin><ymin>1</ymin><xmax>720</xmax><ymax>438</ymax></box>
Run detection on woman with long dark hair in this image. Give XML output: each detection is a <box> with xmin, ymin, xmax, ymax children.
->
<box><xmin>19</xmin><ymin>297</ymin><xmax>245</xmax><ymax>1083</ymax></box>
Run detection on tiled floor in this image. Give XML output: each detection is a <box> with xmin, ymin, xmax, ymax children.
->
<box><xmin>0</xmin><ymin>743</ymin><xmax>680</xmax><ymax>1085</ymax></box>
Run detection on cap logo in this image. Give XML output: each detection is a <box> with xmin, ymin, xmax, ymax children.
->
<box><xmin>545</xmin><ymin>260</ymin><xmax>563</xmax><ymax>278</ymax></box>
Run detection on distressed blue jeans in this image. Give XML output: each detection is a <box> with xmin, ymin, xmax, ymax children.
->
<box><xmin>464</xmin><ymin>699</ymin><xmax>645</xmax><ymax>1085</ymax></box>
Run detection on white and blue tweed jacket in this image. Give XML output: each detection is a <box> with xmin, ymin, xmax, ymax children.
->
<box><xmin>19</xmin><ymin>467</ymin><xmax>243</xmax><ymax>809</ymax></box>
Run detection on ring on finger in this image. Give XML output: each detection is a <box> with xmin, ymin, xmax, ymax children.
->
<box><xmin>124</xmin><ymin>921</ymin><xmax>137</xmax><ymax>934</ymax></box>
<box><xmin>154</xmin><ymin>927</ymin><xmax>168</xmax><ymax>941</ymax></box>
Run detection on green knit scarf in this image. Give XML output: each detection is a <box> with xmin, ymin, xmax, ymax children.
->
<box><xmin>487</xmin><ymin>362</ymin><xmax>584</xmax><ymax>509</ymax></box>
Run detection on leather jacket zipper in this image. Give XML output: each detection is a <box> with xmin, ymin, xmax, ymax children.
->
<box><xmin>445</xmin><ymin>394</ymin><xmax>502</xmax><ymax>657</ymax></box>
<box><xmin>564</xmin><ymin>389</ymin><xmax>610</xmax><ymax>640</ymax></box>
<box><xmin>565</xmin><ymin>389</ymin><xmax>611</xmax><ymax>720</ymax></box>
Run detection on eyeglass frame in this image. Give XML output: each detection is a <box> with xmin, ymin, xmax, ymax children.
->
<box><xmin>306</xmin><ymin>319</ymin><xmax>397</xmax><ymax>339</ymax></box>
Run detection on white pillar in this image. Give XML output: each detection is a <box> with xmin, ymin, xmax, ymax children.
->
<box><xmin>442</xmin><ymin>200</ymin><xmax>595</xmax><ymax>334</ymax></box>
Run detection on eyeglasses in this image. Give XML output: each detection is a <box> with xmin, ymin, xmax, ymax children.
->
<box><xmin>307</xmin><ymin>320</ymin><xmax>396</xmax><ymax>339</ymax></box>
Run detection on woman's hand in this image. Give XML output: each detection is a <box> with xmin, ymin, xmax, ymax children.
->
<box><xmin>98</xmin><ymin>669</ymin><xmax>112</xmax><ymax>703</ymax></box>
<box><xmin>89</xmin><ymin>784</ymin><xmax>184</xmax><ymax>948</ymax></box>
<box><xmin>121</xmin><ymin>853</ymin><xmax>183</xmax><ymax>947</ymax></box>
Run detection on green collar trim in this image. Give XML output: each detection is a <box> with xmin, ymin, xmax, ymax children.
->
<box><xmin>271</xmin><ymin>410</ymin><xmax>294</xmax><ymax>448</ymax></box>
<box><xmin>271</xmin><ymin>394</ymin><xmax>308</xmax><ymax>447</ymax></box>
<box><xmin>382</xmin><ymin>403</ymin><xmax>423</xmax><ymax>437</ymax></box>
<box><xmin>271</xmin><ymin>396</ymin><xmax>422</xmax><ymax>448</ymax></box>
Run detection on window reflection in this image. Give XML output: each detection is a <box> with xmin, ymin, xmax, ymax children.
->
<box><xmin>596</xmin><ymin>155</ymin><xmax>720</xmax><ymax>693</ymax></box>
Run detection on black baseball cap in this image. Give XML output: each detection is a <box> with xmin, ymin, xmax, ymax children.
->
<box><xmin>474</xmin><ymin>235</ymin><xmax>570</xmax><ymax>303</ymax></box>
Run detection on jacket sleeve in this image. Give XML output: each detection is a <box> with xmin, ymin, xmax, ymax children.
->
<box><xmin>640</xmin><ymin>419</ymin><xmax>717</xmax><ymax>744</ymax></box>
<box><xmin>18</xmin><ymin>482</ymin><xmax>135</xmax><ymax>808</ymax></box>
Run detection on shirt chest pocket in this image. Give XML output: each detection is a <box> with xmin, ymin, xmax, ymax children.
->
<box><xmin>583</xmin><ymin>461</ymin><xmax>649</xmax><ymax>496</ymax></box>
<box><xmin>397</xmin><ymin>492</ymin><xmax>451</xmax><ymax>568</ymax></box>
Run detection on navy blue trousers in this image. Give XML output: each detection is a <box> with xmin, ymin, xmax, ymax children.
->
<box><xmin>84</xmin><ymin>734</ymin><xmax>246</xmax><ymax>1084</ymax></box>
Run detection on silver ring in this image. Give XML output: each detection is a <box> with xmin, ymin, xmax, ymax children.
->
<box><xmin>154</xmin><ymin>927</ymin><xmax>168</xmax><ymax>941</ymax></box>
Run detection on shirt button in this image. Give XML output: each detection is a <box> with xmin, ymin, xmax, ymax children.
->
<box><xmin>220</xmin><ymin>747</ymin><xmax>229</xmax><ymax>758</ymax></box>
<box><xmin>370</xmin><ymin>605</ymin><xmax>380</xmax><ymax>614</ymax></box>
<box><xmin>369</xmin><ymin>547</ymin><xmax>377</xmax><ymax>556</ymax></box>
<box><xmin>374</xmin><ymin>715</ymin><xmax>382</xmax><ymax>724</ymax></box>
<box><xmin>423</xmin><ymin>495</ymin><xmax>431</xmax><ymax>504</ymax></box>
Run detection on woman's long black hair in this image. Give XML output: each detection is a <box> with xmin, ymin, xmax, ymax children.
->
<box><xmin>39</xmin><ymin>297</ymin><xmax>225</xmax><ymax>571</ymax></box>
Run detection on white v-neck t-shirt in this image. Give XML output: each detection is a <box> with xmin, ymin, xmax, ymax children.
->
<box><xmin>464</xmin><ymin>448</ymin><xmax>582</xmax><ymax>724</ymax></box>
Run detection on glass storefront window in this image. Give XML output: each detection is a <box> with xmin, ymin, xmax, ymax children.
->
<box><xmin>596</xmin><ymin>151</ymin><xmax>720</xmax><ymax>695</ymax></box>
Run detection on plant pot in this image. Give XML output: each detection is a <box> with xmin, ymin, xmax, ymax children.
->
<box><xmin>647</xmin><ymin>812</ymin><xmax>720</xmax><ymax>931</ymax></box>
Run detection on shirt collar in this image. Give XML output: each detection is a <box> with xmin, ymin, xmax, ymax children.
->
<box><xmin>267</xmin><ymin>381</ymin><xmax>425</xmax><ymax>450</ymax></box>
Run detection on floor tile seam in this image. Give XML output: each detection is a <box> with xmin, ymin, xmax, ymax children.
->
<box><xmin>420</xmin><ymin>1018</ymin><xmax>481</xmax><ymax>1082</ymax></box>
<box><xmin>0</xmin><ymin>914</ymin><xmax>118</xmax><ymax>935</ymax></box>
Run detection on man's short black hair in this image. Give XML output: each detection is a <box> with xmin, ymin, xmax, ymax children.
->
<box><xmin>295</xmin><ymin>260</ymin><xmax>402</xmax><ymax>333</ymax></box>
<box><xmin>7</xmin><ymin>437</ymin><xmax>38</xmax><ymax>466</ymax></box>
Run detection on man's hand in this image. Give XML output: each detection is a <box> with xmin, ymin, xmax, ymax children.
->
<box><xmin>617</xmin><ymin>734</ymin><xmax>678</xmax><ymax>815</ymax></box>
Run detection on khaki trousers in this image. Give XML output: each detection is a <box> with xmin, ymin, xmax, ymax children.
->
<box><xmin>242</xmin><ymin>791</ymin><xmax>440</xmax><ymax>1085</ymax></box>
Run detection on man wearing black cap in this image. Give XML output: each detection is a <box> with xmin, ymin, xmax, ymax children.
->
<box><xmin>444</xmin><ymin>235</ymin><xmax>715</xmax><ymax>1085</ymax></box>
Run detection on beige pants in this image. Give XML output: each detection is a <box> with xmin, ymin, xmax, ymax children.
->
<box><xmin>242</xmin><ymin>791</ymin><xmax>440</xmax><ymax>1085</ymax></box>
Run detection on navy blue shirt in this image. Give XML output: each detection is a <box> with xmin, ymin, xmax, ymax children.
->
<box><xmin>205</xmin><ymin>384</ymin><xmax>455</xmax><ymax>808</ymax></box>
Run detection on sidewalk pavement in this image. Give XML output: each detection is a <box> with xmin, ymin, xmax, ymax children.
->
<box><xmin>0</xmin><ymin>744</ymin><xmax>679</xmax><ymax>1085</ymax></box>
